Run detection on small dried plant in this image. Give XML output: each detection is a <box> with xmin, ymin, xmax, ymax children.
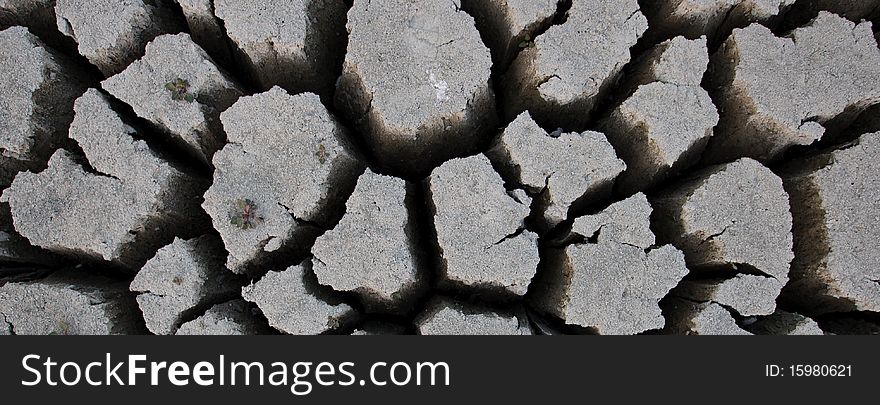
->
<box><xmin>229</xmin><ymin>199</ymin><xmax>263</xmax><ymax>229</ymax></box>
<box><xmin>315</xmin><ymin>143</ymin><xmax>328</xmax><ymax>164</ymax></box>
<box><xmin>518</xmin><ymin>35</ymin><xmax>535</xmax><ymax>49</ymax></box>
<box><xmin>165</xmin><ymin>78</ymin><xmax>195</xmax><ymax>102</ymax></box>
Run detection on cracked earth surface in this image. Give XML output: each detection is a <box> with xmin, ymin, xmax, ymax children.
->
<box><xmin>1</xmin><ymin>0</ymin><xmax>879</xmax><ymax>335</ymax></box>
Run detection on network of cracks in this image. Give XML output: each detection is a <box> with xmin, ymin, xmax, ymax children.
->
<box><xmin>1</xmin><ymin>0</ymin><xmax>879</xmax><ymax>335</ymax></box>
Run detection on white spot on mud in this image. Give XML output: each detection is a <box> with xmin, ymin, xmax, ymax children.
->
<box><xmin>428</xmin><ymin>70</ymin><xmax>449</xmax><ymax>103</ymax></box>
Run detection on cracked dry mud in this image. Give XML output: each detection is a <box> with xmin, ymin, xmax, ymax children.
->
<box><xmin>1</xmin><ymin>0</ymin><xmax>879</xmax><ymax>335</ymax></box>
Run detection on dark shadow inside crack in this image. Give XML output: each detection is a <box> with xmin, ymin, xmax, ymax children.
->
<box><xmin>459</xmin><ymin>0</ymin><xmax>570</xmax><ymax>75</ymax></box>
<box><xmin>813</xmin><ymin>311</ymin><xmax>880</xmax><ymax>335</ymax></box>
<box><xmin>164</xmin><ymin>286</ymin><xmax>244</xmax><ymax>335</ymax></box>
<box><xmin>525</xmin><ymin>307</ymin><xmax>598</xmax><ymax>335</ymax></box>
<box><xmin>91</xmin><ymin>89</ymin><xmax>215</xmax><ymax>178</ymax></box>
<box><xmin>304</xmin><ymin>0</ymin><xmax>349</xmax><ymax>104</ymax></box>
<box><xmin>298</xmin><ymin>258</ymin><xmax>361</xmax><ymax>335</ymax></box>
<box><xmin>775</xmin><ymin>162</ymin><xmax>861</xmax><ymax>316</ymax></box>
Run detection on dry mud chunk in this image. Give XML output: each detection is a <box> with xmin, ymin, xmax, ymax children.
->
<box><xmin>174</xmin><ymin>0</ymin><xmax>232</xmax><ymax>64</ymax></box>
<box><xmin>215</xmin><ymin>0</ymin><xmax>346</xmax><ymax>97</ymax></box>
<box><xmin>130</xmin><ymin>235</ymin><xmax>238</xmax><ymax>335</ymax></box>
<box><xmin>336</xmin><ymin>0</ymin><xmax>496</xmax><ymax>174</ymax></box>
<box><xmin>176</xmin><ymin>299</ymin><xmax>270</xmax><ymax>335</ymax></box>
<box><xmin>0</xmin><ymin>27</ymin><xmax>85</xmax><ymax>183</ymax></box>
<box><xmin>707</xmin><ymin>13</ymin><xmax>880</xmax><ymax>163</ymax></box>
<box><xmin>102</xmin><ymin>33</ymin><xmax>243</xmax><ymax>165</ymax></box>
<box><xmin>745</xmin><ymin>311</ymin><xmax>823</xmax><ymax>335</ymax></box>
<box><xmin>678</xmin><ymin>274</ymin><xmax>782</xmax><ymax>316</ymax></box>
<box><xmin>642</xmin><ymin>0</ymin><xmax>795</xmax><ymax>39</ymax></box>
<box><xmin>204</xmin><ymin>87</ymin><xmax>362</xmax><ymax>274</ymax></box>
<box><xmin>55</xmin><ymin>0</ymin><xmax>180</xmax><ymax>76</ymax></box>
<box><xmin>416</xmin><ymin>298</ymin><xmax>532</xmax><ymax>335</ymax></box>
<box><xmin>604</xmin><ymin>36</ymin><xmax>718</xmax><ymax>193</ymax></box>
<box><xmin>428</xmin><ymin>155</ymin><xmax>538</xmax><ymax>296</ymax></box>
<box><xmin>783</xmin><ymin>133</ymin><xmax>880</xmax><ymax>314</ymax></box>
<box><xmin>652</xmin><ymin>159</ymin><xmax>792</xmax><ymax>279</ymax></box>
<box><xmin>666</xmin><ymin>298</ymin><xmax>751</xmax><ymax>335</ymax></box>
<box><xmin>0</xmin><ymin>271</ymin><xmax>141</xmax><ymax>334</ymax></box>
<box><xmin>506</xmin><ymin>0</ymin><xmax>646</xmax><ymax>127</ymax></box>
<box><xmin>1</xmin><ymin>89</ymin><xmax>204</xmax><ymax>269</ymax></box>
<box><xmin>628</xmin><ymin>36</ymin><xmax>709</xmax><ymax>87</ymax></box>
<box><xmin>461</xmin><ymin>0</ymin><xmax>558</xmax><ymax>65</ymax></box>
<box><xmin>531</xmin><ymin>194</ymin><xmax>688</xmax><ymax>335</ymax></box>
<box><xmin>312</xmin><ymin>170</ymin><xmax>421</xmax><ymax>312</ymax></box>
<box><xmin>488</xmin><ymin>112</ymin><xmax>625</xmax><ymax>227</ymax></box>
<box><xmin>241</xmin><ymin>262</ymin><xmax>356</xmax><ymax>335</ymax></box>
<box><xmin>0</xmin><ymin>32</ymin><xmax>72</xmax><ymax>264</ymax></box>
<box><xmin>652</xmin><ymin>159</ymin><xmax>791</xmax><ymax>315</ymax></box>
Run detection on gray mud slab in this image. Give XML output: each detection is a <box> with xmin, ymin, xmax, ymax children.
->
<box><xmin>428</xmin><ymin>154</ymin><xmax>538</xmax><ymax>296</ymax></box>
<box><xmin>706</xmin><ymin>12</ymin><xmax>880</xmax><ymax>163</ymax></box>
<box><xmin>782</xmin><ymin>132</ymin><xmax>880</xmax><ymax>314</ymax></box>
<box><xmin>130</xmin><ymin>235</ymin><xmax>238</xmax><ymax>335</ymax></box>
<box><xmin>1</xmin><ymin>88</ymin><xmax>205</xmax><ymax>269</ymax></box>
<box><xmin>241</xmin><ymin>261</ymin><xmax>356</xmax><ymax>335</ymax></box>
<box><xmin>744</xmin><ymin>310</ymin><xmax>823</xmax><ymax>335</ymax></box>
<box><xmin>488</xmin><ymin>112</ymin><xmax>626</xmax><ymax>228</ymax></box>
<box><xmin>55</xmin><ymin>0</ymin><xmax>181</xmax><ymax>76</ymax></box>
<box><xmin>214</xmin><ymin>0</ymin><xmax>346</xmax><ymax>98</ymax></box>
<box><xmin>677</xmin><ymin>274</ymin><xmax>783</xmax><ymax>317</ymax></box>
<box><xmin>312</xmin><ymin>169</ymin><xmax>422</xmax><ymax>313</ymax></box>
<box><xmin>0</xmin><ymin>26</ymin><xmax>86</xmax><ymax>183</ymax></box>
<box><xmin>651</xmin><ymin>159</ymin><xmax>793</xmax><ymax>280</ymax></box>
<box><xmin>416</xmin><ymin>297</ymin><xmax>532</xmax><ymax>335</ymax></box>
<box><xmin>602</xmin><ymin>36</ymin><xmax>718</xmax><ymax>194</ymax></box>
<box><xmin>505</xmin><ymin>0</ymin><xmax>647</xmax><ymax>127</ymax></box>
<box><xmin>626</xmin><ymin>35</ymin><xmax>709</xmax><ymax>88</ymax></box>
<box><xmin>0</xmin><ymin>271</ymin><xmax>142</xmax><ymax>334</ymax></box>
<box><xmin>2</xmin><ymin>150</ymin><xmax>165</xmax><ymax>268</ymax></box>
<box><xmin>665</xmin><ymin>298</ymin><xmax>752</xmax><ymax>335</ymax></box>
<box><xmin>176</xmin><ymin>299</ymin><xmax>271</xmax><ymax>335</ymax></box>
<box><xmin>531</xmin><ymin>194</ymin><xmax>688</xmax><ymax>334</ymax></box>
<box><xmin>203</xmin><ymin>87</ymin><xmax>363</xmax><ymax>275</ymax></box>
<box><xmin>652</xmin><ymin>159</ymin><xmax>792</xmax><ymax>316</ymax></box>
<box><xmin>102</xmin><ymin>33</ymin><xmax>244</xmax><ymax>166</ymax></box>
<box><xmin>335</xmin><ymin>0</ymin><xmax>496</xmax><ymax>175</ymax></box>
